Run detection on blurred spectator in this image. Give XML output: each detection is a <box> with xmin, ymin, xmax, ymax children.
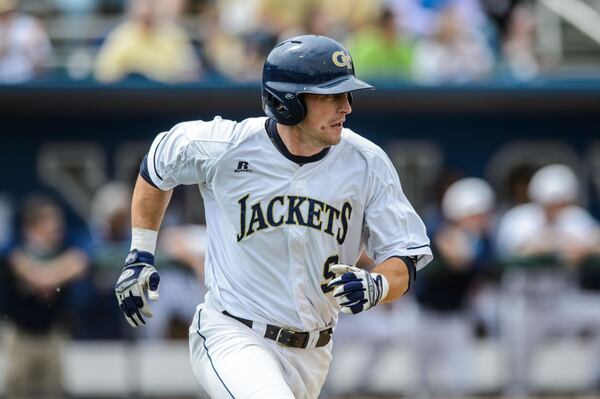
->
<box><xmin>500</xmin><ymin>3</ymin><xmax>539</xmax><ymax>81</ymax></box>
<box><xmin>302</xmin><ymin>6</ymin><xmax>335</xmax><ymax>37</ymax></box>
<box><xmin>198</xmin><ymin>3</ymin><xmax>243</xmax><ymax>79</ymax></box>
<box><xmin>79</xmin><ymin>181</ymin><xmax>132</xmax><ymax>339</ymax></box>
<box><xmin>213</xmin><ymin>0</ymin><xmax>262</xmax><ymax>36</ymax></box>
<box><xmin>2</xmin><ymin>195</ymin><xmax>88</xmax><ymax>399</ymax></box>
<box><xmin>387</xmin><ymin>0</ymin><xmax>486</xmax><ymax>38</ymax></box>
<box><xmin>480</xmin><ymin>0</ymin><xmax>523</xmax><ymax>42</ymax></box>
<box><xmin>200</xmin><ymin>1</ymin><xmax>277</xmax><ymax>83</ymax></box>
<box><xmin>94</xmin><ymin>0</ymin><xmax>200</xmax><ymax>83</ymax></box>
<box><xmin>415</xmin><ymin>178</ymin><xmax>496</xmax><ymax>398</ymax></box>
<box><xmin>0</xmin><ymin>0</ymin><xmax>53</xmax><ymax>83</ymax></box>
<box><xmin>347</xmin><ymin>8</ymin><xmax>413</xmax><ymax>81</ymax></box>
<box><xmin>256</xmin><ymin>0</ymin><xmax>317</xmax><ymax>38</ymax></box>
<box><xmin>48</xmin><ymin>0</ymin><xmax>100</xmax><ymax>81</ymax></box>
<box><xmin>277</xmin><ymin>1</ymin><xmax>380</xmax><ymax>40</ymax></box>
<box><xmin>411</xmin><ymin>5</ymin><xmax>494</xmax><ymax>85</ymax></box>
<box><xmin>319</xmin><ymin>0</ymin><xmax>384</xmax><ymax>32</ymax></box>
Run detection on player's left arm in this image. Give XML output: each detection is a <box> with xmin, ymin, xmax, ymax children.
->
<box><xmin>328</xmin><ymin>148</ymin><xmax>427</xmax><ymax>315</ymax></box>
<box><xmin>370</xmin><ymin>256</ymin><xmax>413</xmax><ymax>303</ymax></box>
<box><xmin>353</xmin><ymin>249</ymin><xmax>411</xmax><ymax>302</ymax></box>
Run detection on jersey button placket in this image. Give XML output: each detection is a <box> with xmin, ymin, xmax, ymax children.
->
<box><xmin>291</xmin><ymin>235</ymin><xmax>303</xmax><ymax>274</ymax></box>
<box><xmin>290</xmin><ymin>177</ymin><xmax>311</xmax><ymax>322</ymax></box>
<box><xmin>294</xmin><ymin>179</ymin><xmax>305</xmax><ymax>193</ymax></box>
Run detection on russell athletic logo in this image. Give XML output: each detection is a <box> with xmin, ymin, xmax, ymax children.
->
<box><xmin>234</xmin><ymin>161</ymin><xmax>253</xmax><ymax>173</ymax></box>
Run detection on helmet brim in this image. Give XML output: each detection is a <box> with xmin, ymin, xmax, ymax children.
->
<box><xmin>305</xmin><ymin>75</ymin><xmax>374</xmax><ymax>94</ymax></box>
<box><xmin>266</xmin><ymin>75</ymin><xmax>374</xmax><ymax>97</ymax></box>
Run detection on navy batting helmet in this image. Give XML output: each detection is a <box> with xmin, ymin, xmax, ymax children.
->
<box><xmin>262</xmin><ymin>35</ymin><xmax>374</xmax><ymax>126</ymax></box>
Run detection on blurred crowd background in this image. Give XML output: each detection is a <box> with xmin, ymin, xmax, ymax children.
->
<box><xmin>1</xmin><ymin>0</ymin><xmax>599</xmax><ymax>85</ymax></box>
<box><xmin>1</xmin><ymin>0</ymin><xmax>600</xmax><ymax>398</ymax></box>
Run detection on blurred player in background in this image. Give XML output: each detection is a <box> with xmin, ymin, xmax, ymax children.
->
<box><xmin>2</xmin><ymin>195</ymin><xmax>88</xmax><ymax>399</ymax></box>
<box><xmin>114</xmin><ymin>34</ymin><xmax>432</xmax><ymax>398</ymax></box>
<box><xmin>415</xmin><ymin>178</ymin><xmax>496</xmax><ymax>399</ymax></box>
<box><xmin>496</xmin><ymin>164</ymin><xmax>599</xmax><ymax>263</ymax></box>
<box><xmin>82</xmin><ymin>182</ymin><xmax>133</xmax><ymax>339</ymax></box>
<box><xmin>496</xmin><ymin>163</ymin><xmax>600</xmax><ymax>396</ymax></box>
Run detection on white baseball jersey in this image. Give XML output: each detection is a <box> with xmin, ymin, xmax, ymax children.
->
<box><xmin>146</xmin><ymin>116</ymin><xmax>432</xmax><ymax>331</ymax></box>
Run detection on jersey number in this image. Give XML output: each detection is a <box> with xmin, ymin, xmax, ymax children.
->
<box><xmin>320</xmin><ymin>255</ymin><xmax>339</xmax><ymax>294</ymax></box>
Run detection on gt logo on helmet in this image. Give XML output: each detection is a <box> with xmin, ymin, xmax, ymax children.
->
<box><xmin>332</xmin><ymin>50</ymin><xmax>352</xmax><ymax>69</ymax></box>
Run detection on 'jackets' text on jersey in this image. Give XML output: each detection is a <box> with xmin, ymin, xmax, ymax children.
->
<box><xmin>237</xmin><ymin>194</ymin><xmax>352</xmax><ymax>244</ymax></box>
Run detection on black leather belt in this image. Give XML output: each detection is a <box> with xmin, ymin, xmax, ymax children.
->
<box><xmin>223</xmin><ymin>311</ymin><xmax>332</xmax><ymax>349</ymax></box>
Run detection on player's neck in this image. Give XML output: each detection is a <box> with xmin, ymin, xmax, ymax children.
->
<box><xmin>276</xmin><ymin>123</ymin><xmax>326</xmax><ymax>157</ymax></box>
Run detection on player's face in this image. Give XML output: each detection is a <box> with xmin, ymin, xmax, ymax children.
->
<box><xmin>299</xmin><ymin>93</ymin><xmax>352</xmax><ymax>147</ymax></box>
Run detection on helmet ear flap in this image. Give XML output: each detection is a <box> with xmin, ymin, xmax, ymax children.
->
<box><xmin>262</xmin><ymin>87</ymin><xmax>306</xmax><ymax>126</ymax></box>
<box><xmin>267</xmin><ymin>90</ymin><xmax>291</xmax><ymax>118</ymax></box>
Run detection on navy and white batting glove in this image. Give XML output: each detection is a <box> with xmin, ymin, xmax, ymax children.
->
<box><xmin>115</xmin><ymin>249</ymin><xmax>161</xmax><ymax>328</ymax></box>
<box><xmin>327</xmin><ymin>265</ymin><xmax>389</xmax><ymax>315</ymax></box>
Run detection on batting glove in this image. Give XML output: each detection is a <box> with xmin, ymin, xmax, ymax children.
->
<box><xmin>115</xmin><ymin>249</ymin><xmax>160</xmax><ymax>328</ymax></box>
<box><xmin>327</xmin><ymin>265</ymin><xmax>389</xmax><ymax>315</ymax></box>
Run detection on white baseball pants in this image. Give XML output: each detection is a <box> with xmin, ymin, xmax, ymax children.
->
<box><xmin>188</xmin><ymin>303</ymin><xmax>333</xmax><ymax>399</ymax></box>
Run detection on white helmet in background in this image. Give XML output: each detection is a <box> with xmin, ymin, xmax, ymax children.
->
<box><xmin>90</xmin><ymin>181</ymin><xmax>132</xmax><ymax>236</ymax></box>
<box><xmin>442</xmin><ymin>177</ymin><xmax>495</xmax><ymax>222</ymax></box>
<box><xmin>528</xmin><ymin>164</ymin><xmax>578</xmax><ymax>206</ymax></box>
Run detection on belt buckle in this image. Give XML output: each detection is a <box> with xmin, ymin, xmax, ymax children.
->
<box><xmin>275</xmin><ymin>328</ymin><xmax>308</xmax><ymax>349</ymax></box>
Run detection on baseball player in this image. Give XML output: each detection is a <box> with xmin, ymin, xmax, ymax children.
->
<box><xmin>114</xmin><ymin>34</ymin><xmax>432</xmax><ymax>399</ymax></box>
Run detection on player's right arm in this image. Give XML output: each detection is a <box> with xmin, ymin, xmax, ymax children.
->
<box><xmin>114</xmin><ymin>117</ymin><xmax>239</xmax><ymax>327</ymax></box>
<box><xmin>131</xmin><ymin>174</ymin><xmax>172</xmax><ymax>231</ymax></box>
<box><xmin>114</xmin><ymin>175</ymin><xmax>172</xmax><ymax>328</ymax></box>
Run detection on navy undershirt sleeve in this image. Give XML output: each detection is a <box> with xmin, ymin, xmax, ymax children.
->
<box><xmin>139</xmin><ymin>155</ymin><xmax>159</xmax><ymax>189</ymax></box>
<box><xmin>388</xmin><ymin>255</ymin><xmax>417</xmax><ymax>294</ymax></box>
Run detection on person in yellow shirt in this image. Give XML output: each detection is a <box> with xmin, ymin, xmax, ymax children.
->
<box><xmin>94</xmin><ymin>0</ymin><xmax>200</xmax><ymax>83</ymax></box>
<box><xmin>346</xmin><ymin>8</ymin><xmax>413</xmax><ymax>81</ymax></box>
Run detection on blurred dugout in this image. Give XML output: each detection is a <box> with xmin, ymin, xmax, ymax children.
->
<box><xmin>497</xmin><ymin>164</ymin><xmax>600</xmax><ymax>397</ymax></box>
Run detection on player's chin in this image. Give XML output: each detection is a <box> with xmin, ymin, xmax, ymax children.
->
<box><xmin>327</xmin><ymin>125</ymin><xmax>343</xmax><ymax>144</ymax></box>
